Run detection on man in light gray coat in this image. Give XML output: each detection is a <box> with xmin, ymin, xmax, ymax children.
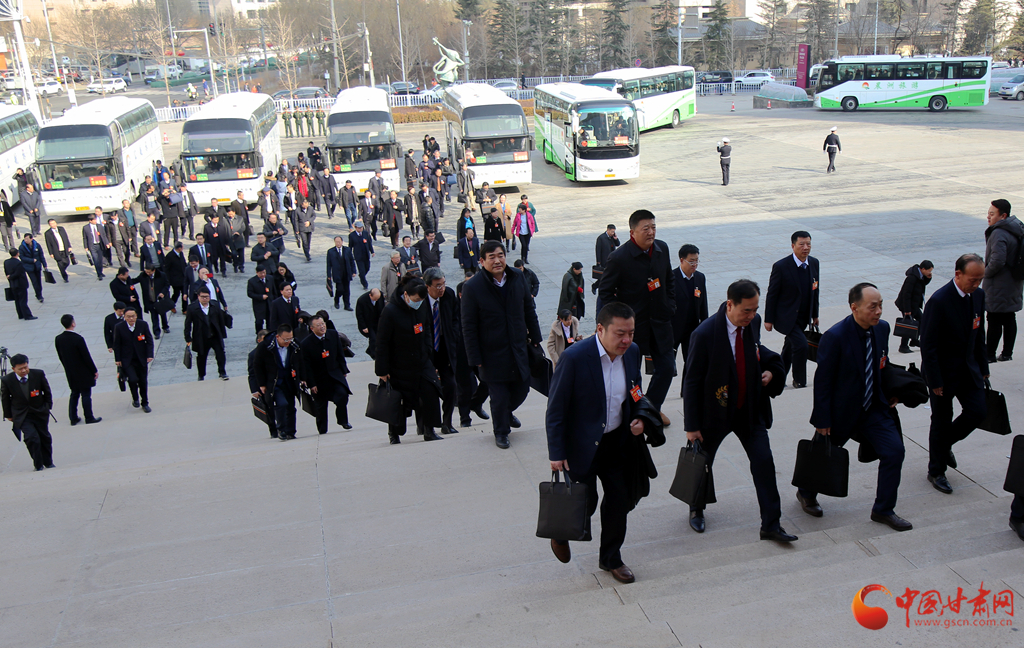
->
<box><xmin>984</xmin><ymin>198</ymin><xmax>1024</xmax><ymax>362</ymax></box>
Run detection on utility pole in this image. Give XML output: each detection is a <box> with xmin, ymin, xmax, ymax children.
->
<box><xmin>41</xmin><ymin>0</ymin><xmax>59</xmax><ymax>81</ymax></box>
<box><xmin>461</xmin><ymin>20</ymin><xmax>472</xmax><ymax>82</ymax></box>
<box><xmin>175</xmin><ymin>29</ymin><xmax>216</xmax><ymax>99</ymax></box>
<box><xmin>329</xmin><ymin>0</ymin><xmax>340</xmax><ymax>90</ymax></box>
<box><xmin>873</xmin><ymin>0</ymin><xmax>878</xmax><ymax>54</ymax></box>
<box><xmin>833</xmin><ymin>0</ymin><xmax>840</xmax><ymax>59</ymax></box>
<box><xmin>396</xmin><ymin>0</ymin><xmax>406</xmax><ymax>83</ymax></box>
<box><xmin>677</xmin><ymin>5</ymin><xmax>682</xmax><ymax>66</ymax></box>
<box><xmin>260</xmin><ymin>21</ymin><xmax>268</xmax><ymax>77</ymax></box>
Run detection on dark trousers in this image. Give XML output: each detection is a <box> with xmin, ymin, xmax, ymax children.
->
<box><xmin>196</xmin><ymin>339</ymin><xmax>226</xmax><ymax>378</ymax></box>
<box><xmin>12</xmin><ymin>282</ymin><xmax>31</xmax><ymax>319</ymax></box>
<box><xmin>676</xmin><ymin>329</ymin><xmax>695</xmax><ymax>397</ymax></box>
<box><xmin>170</xmin><ymin>285</ymin><xmax>184</xmax><ymax>311</ymax></box>
<box><xmin>111</xmin><ymin>241</ymin><xmax>129</xmax><ymax>268</ymax></box>
<box><xmin>20</xmin><ymin>418</ymin><xmax>52</xmax><ymax>470</ymax></box>
<box><xmin>87</xmin><ymin>244</ymin><xmax>105</xmax><ymax>278</ymax></box>
<box><xmin>124</xmin><ymin>361</ymin><xmax>149</xmax><ymax>406</ymax></box>
<box><xmin>211</xmin><ymin>253</ymin><xmax>227</xmax><ymax>276</ymax></box>
<box><xmin>333</xmin><ymin>280</ymin><xmax>351</xmax><ymax>309</ymax></box>
<box><xmin>1012</xmin><ymin>494</ymin><xmax>1024</xmax><ymax>520</ymax></box>
<box><xmin>644</xmin><ymin>335</ymin><xmax>676</xmax><ymax>411</ymax></box>
<box><xmin>313</xmin><ymin>381</ymin><xmax>349</xmax><ymax>434</ymax></box>
<box><xmin>182</xmin><ymin>217</ymin><xmax>195</xmax><ymax>239</ymax></box>
<box><xmin>457</xmin><ymin>366</ymin><xmax>489</xmax><ymax>422</ymax></box>
<box><xmin>254</xmin><ymin>305</ymin><xmax>270</xmax><ymax>333</ymax></box>
<box><xmin>518</xmin><ymin>234</ymin><xmax>531</xmax><ymax>263</ymax></box>
<box><xmin>987</xmin><ymin>311</ymin><xmax>1017</xmax><ymax>357</ymax></box>
<box><xmin>486</xmin><ymin>374</ymin><xmax>530</xmax><ymax>436</ymax></box>
<box><xmin>274</xmin><ymin>384</ymin><xmax>297</xmax><ymax>435</ymax></box>
<box><xmin>563</xmin><ymin>425</ymin><xmax>631</xmax><ymax>569</ymax></box>
<box><xmin>435</xmin><ymin>352</ymin><xmax>457</xmax><ymax>427</ymax></box>
<box><xmin>299</xmin><ymin>232</ymin><xmax>312</xmax><ymax>260</ymax></box>
<box><xmin>356</xmin><ymin>258</ymin><xmax>370</xmax><ymax>289</ymax></box>
<box><xmin>27</xmin><ymin>211</ymin><xmax>40</xmax><ymax>235</ymax></box>
<box><xmin>260</xmin><ymin>392</ymin><xmax>278</xmax><ymax>438</ymax></box>
<box><xmin>54</xmin><ymin>256</ymin><xmax>70</xmax><ymax>281</ymax></box>
<box><xmin>27</xmin><ymin>268</ymin><xmax>42</xmax><ymax>300</ymax></box>
<box><xmin>827</xmin><ymin>150</ymin><xmax>837</xmax><ymax>172</ymax></box>
<box><xmin>163</xmin><ymin>219</ymin><xmax>179</xmax><ymax>247</ymax></box>
<box><xmin>721</xmin><ymin>162</ymin><xmax>730</xmax><ymax>185</ymax></box>
<box><xmin>232</xmin><ymin>247</ymin><xmax>245</xmax><ymax>272</ymax></box>
<box><xmin>388</xmin><ymin>377</ymin><xmax>443</xmax><ymax>437</ymax></box>
<box><xmin>324</xmin><ymin>201</ymin><xmax>336</xmax><ymax>220</ymax></box>
<box><xmin>69</xmin><ymin>386</ymin><xmax>95</xmax><ymax>422</ymax></box>
<box><xmin>365</xmin><ymin>328</ymin><xmax>377</xmax><ymax>359</ymax></box>
<box><xmin>691</xmin><ymin>417</ymin><xmax>783</xmax><ymax>532</ymax></box>
<box><xmin>799</xmin><ymin>405</ymin><xmax>905</xmax><ymax>515</ymax></box>
<box><xmin>149</xmin><ymin>309</ymin><xmax>168</xmax><ymax>333</ymax></box>
<box><xmin>928</xmin><ymin>384</ymin><xmax>986</xmax><ymax>477</ymax></box>
<box><xmin>782</xmin><ymin>326</ymin><xmax>809</xmax><ymax>384</ymax></box>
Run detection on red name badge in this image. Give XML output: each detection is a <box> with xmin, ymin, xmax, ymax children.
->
<box><xmin>880</xmin><ymin>356</ymin><xmax>887</xmax><ymax>370</ymax></box>
<box><xmin>294</xmin><ymin>307</ymin><xmax>299</xmax><ymax>314</ymax></box>
<box><xmin>30</xmin><ymin>390</ymin><xmax>40</xmax><ymax>398</ymax></box>
<box><xmin>212</xmin><ymin>233</ymin><xmax>218</xmax><ymax>237</ymax></box>
<box><xmin>647</xmin><ymin>278</ymin><xmax>660</xmax><ymax>292</ymax></box>
<box><xmin>630</xmin><ymin>385</ymin><xmax>643</xmax><ymax>402</ymax></box>
<box><xmin>137</xmin><ymin>334</ymin><xmax>146</xmax><ymax>341</ymax></box>
<box><xmin>973</xmin><ymin>315</ymin><xmax>980</xmax><ymax>330</ymax></box>
<box><xmin>291</xmin><ymin>369</ymin><xmax>296</xmax><ymax>377</ymax></box>
<box><xmin>577</xmin><ymin>286</ymin><xmax>583</xmax><ymax>293</ymax></box>
<box><xmin>694</xmin><ymin>288</ymin><xmax>701</xmax><ymax>298</ymax></box>
<box><xmin>265</xmin><ymin>287</ymin><xmax>269</xmax><ymax>293</ymax></box>
<box><xmin>322</xmin><ymin>350</ymin><xmax>330</xmax><ymax>359</ymax></box>
<box><xmin>414</xmin><ymin>323</ymin><xmax>423</xmax><ymax>334</ymax></box>
<box><xmin>812</xmin><ymin>280</ymin><xmax>819</xmax><ymax>291</ymax></box>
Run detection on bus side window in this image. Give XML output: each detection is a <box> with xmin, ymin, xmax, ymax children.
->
<box><xmin>623</xmin><ymin>81</ymin><xmax>639</xmax><ymax>100</ymax></box>
<box><xmin>926</xmin><ymin>63</ymin><xmax>943</xmax><ymax>79</ymax></box>
<box><xmin>944</xmin><ymin>63</ymin><xmax>961</xmax><ymax>79</ymax></box>
<box><xmin>961</xmin><ymin>61</ymin><xmax>986</xmax><ymax>79</ymax></box>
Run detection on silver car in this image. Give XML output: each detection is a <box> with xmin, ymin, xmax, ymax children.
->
<box><xmin>998</xmin><ymin>74</ymin><xmax>1024</xmax><ymax>100</ymax></box>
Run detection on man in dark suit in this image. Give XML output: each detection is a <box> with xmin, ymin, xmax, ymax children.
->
<box><xmin>357</xmin><ymin>190</ymin><xmax>379</xmax><ymax>240</ymax></box>
<box><xmin>191</xmin><ymin>267</ymin><xmax>228</xmax><ymax>309</ymax></box>
<box><xmin>230</xmin><ymin>191</ymin><xmax>250</xmax><ymax>247</ymax></box>
<box><xmin>456</xmin><ymin>229</ymin><xmax>480</xmax><ymax>272</ymax></box>
<box><xmin>894</xmin><ymin>260</ymin><xmax>934</xmax><ymax>354</ymax></box>
<box><xmin>203</xmin><ymin>212</ymin><xmax>232</xmax><ymax>277</ymax></box>
<box><xmin>414</xmin><ymin>231</ymin><xmax>441</xmax><ymax>269</ymax></box>
<box><xmin>300</xmin><ymin>315</ymin><xmax>352</xmax><ymax>433</ymax></box>
<box><xmin>184</xmin><ymin>287</ymin><xmax>230</xmax><ymax>381</ymax></box>
<box><xmin>82</xmin><ymin>214</ymin><xmax>110</xmax><ymax>280</ymax></box>
<box><xmin>247</xmin><ymin>264</ymin><xmax>278</xmax><ymax>333</ymax></box>
<box><xmin>327</xmin><ymin>236</ymin><xmax>357</xmax><ymax>310</ymax></box>
<box><xmin>424</xmin><ymin>267</ymin><xmax>462</xmax><ymax>435</ymax></box>
<box><xmin>254</xmin><ymin>324</ymin><xmax>301</xmax><ymax>441</ymax></box>
<box><xmin>339</xmin><ymin>179</ymin><xmax>358</xmax><ymax>227</ymax></box>
<box><xmin>182</xmin><ymin>259</ymin><xmax>201</xmax><ymax>311</ymax></box>
<box><xmin>598</xmin><ymin>210</ymin><xmax>676</xmax><ymax>422</ymax></box>
<box><xmin>315</xmin><ymin>169</ymin><xmax>338</xmax><ymax>220</ymax></box>
<box><xmin>139</xmin><ymin>234</ymin><xmax>164</xmax><ymax>270</ymax></box>
<box><xmin>112</xmin><ymin>309</ymin><xmax>154</xmax><ymax>412</ymax></box>
<box><xmin>349</xmin><ymin>222</ymin><xmax>375</xmax><ymax>289</ymax></box>
<box><xmin>44</xmin><ymin>219</ymin><xmax>73</xmax><ymax>282</ymax></box>
<box><xmin>203</xmin><ymin>198</ymin><xmax>227</xmax><ymax>224</ymax></box>
<box><xmin>672</xmin><ymin>244</ymin><xmax>709</xmax><ymax>382</ymax></box>
<box><xmin>106</xmin><ymin>210</ymin><xmax>133</xmax><ymax>269</ymax></box>
<box><xmin>138</xmin><ymin>212</ymin><xmax>160</xmax><ymax>244</ymax></box>
<box><xmin>135</xmin><ymin>264</ymin><xmax>171</xmax><ymax>338</ymax></box>
<box><xmin>764</xmin><ymin>231</ymin><xmax>820</xmax><ymax>388</ymax></box>
<box><xmin>920</xmin><ymin>254</ymin><xmax>989</xmax><ymax>495</ymax></box>
<box><xmin>1</xmin><ymin>354</ymin><xmax>54</xmax><ymax>470</ymax></box>
<box><xmin>158</xmin><ymin>188</ymin><xmax>180</xmax><ymax>247</ymax></box>
<box><xmin>398</xmin><ymin>236</ymin><xmax>418</xmax><ymax>268</ymax></box>
<box><xmin>109</xmin><ymin>267</ymin><xmax>142</xmax><ymax>316</ymax></box>
<box><xmin>162</xmin><ymin>242</ymin><xmax>188</xmax><ymax>313</ymax></box>
<box><xmin>54</xmin><ymin>314</ymin><xmax>101</xmax><ymax>425</ymax></box>
<box><xmin>461</xmin><ymin>240</ymin><xmax>543</xmax><ymax>449</ymax></box>
<box><xmin>368</xmin><ymin>170</ymin><xmax>386</xmax><ymax>207</ymax></box>
<box><xmin>103</xmin><ymin>302</ymin><xmax>126</xmax><ymax>353</ymax></box>
<box><xmin>248</xmin><ymin>330</ymin><xmax>278</xmax><ymax>439</ymax></box>
<box><xmin>5</xmin><ymin>248</ymin><xmax>35</xmax><ymax>320</ymax></box>
<box><xmin>593</xmin><ymin>224</ymin><xmax>619</xmax><ymax>294</ymax></box>
<box><xmin>682</xmin><ymin>280</ymin><xmax>796</xmax><ymax>543</ymax></box>
<box><xmin>799</xmin><ymin>283</ymin><xmax>911</xmax><ymax>531</ymax></box>
<box><xmin>178</xmin><ymin>184</ymin><xmax>198</xmax><ymax>240</ymax></box>
<box><xmin>355</xmin><ymin>288</ymin><xmax>384</xmax><ymax>358</ymax></box>
<box><xmin>269</xmin><ymin>284</ymin><xmax>301</xmax><ymax>333</ymax></box>
<box><xmin>546</xmin><ymin>302</ymin><xmax>656</xmax><ymax>584</ymax></box>
<box><xmin>250</xmin><ymin>232</ymin><xmax>280</xmax><ymax>274</ymax></box>
<box><xmin>296</xmin><ymin>198</ymin><xmax>316</xmax><ymax>262</ymax></box>
<box><xmin>513</xmin><ymin>259</ymin><xmax>540</xmax><ymax>298</ymax></box>
<box><xmin>189</xmin><ymin>233</ymin><xmax>213</xmax><ymax>269</ymax></box>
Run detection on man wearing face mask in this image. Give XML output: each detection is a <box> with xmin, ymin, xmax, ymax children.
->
<box><xmin>375</xmin><ymin>277</ymin><xmax>444</xmax><ymax>444</ymax></box>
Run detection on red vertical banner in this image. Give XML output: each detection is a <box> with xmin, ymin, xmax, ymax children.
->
<box><xmin>796</xmin><ymin>44</ymin><xmax>810</xmax><ymax>89</ymax></box>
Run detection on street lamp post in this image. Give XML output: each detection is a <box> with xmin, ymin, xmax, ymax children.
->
<box><xmin>833</xmin><ymin>0</ymin><xmax>840</xmax><ymax>59</ymax></box>
<box><xmin>174</xmin><ymin>28</ymin><xmax>217</xmax><ymax>99</ymax></box>
<box><xmin>396</xmin><ymin>0</ymin><xmax>406</xmax><ymax>84</ymax></box>
<box><xmin>40</xmin><ymin>0</ymin><xmax>59</xmax><ymax>81</ymax></box>
<box><xmin>461</xmin><ymin>19</ymin><xmax>471</xmax><ymax>82</ymax></box>
<box><xmin>329</xmin><ymin>0</ymin><xmax>340</xmax><ymax>91</ymax></box>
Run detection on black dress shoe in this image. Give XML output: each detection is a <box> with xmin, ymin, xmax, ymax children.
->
<box><xmin>440</xmin><ymin>424</ymin><xmax>459</xmax><ymax>435</ymax></box>
<box><xmin>423</xmin><ymin>428</ymin><xmax>444</xmax><ymax>441</ymax></box>
<box><xmin>132</xmin><ymin>400</ymin><xmax>140</xmax><ymax>408</ymax></box>
<box><xmin>898</xmin><ymin>343</ymin><xmax>911</xmax><ymax>354</ymax></box>
<box><xmin>495</xmin><ymin>433</ymin><xmax>510</xmax><ymax>449</ymax></box>
<box><xmin>142</xmin><ymin>405</ymin><xmax>152</xmax><ymax>413</ymax></box>
<box><xmin>280</xmin><ymin>434</ymin><xmax>290</xmax><ymax>442</ymax></box>
<box><xmin>509</xmin><ymin>414</ymin><xmax>521</xmax><ymax>428</ymax></box>
<box><xmin>599</xmin><ymin>563</ymin><xmax>635</xmax><ymax>584</ymax></box>
<box><xmin>85</xmin><ymin>417</ymin><xmax>102</xmax><ymax>424</ymax></box>
<box><xmin>998</xmin><ymin>353</ymin><xmax>1013</xmax><ymax>362</ymax></box>
<box><xmin>871</xmin><ymin>512</ymin><xmax>913</xmax><ymax>531</ymax></box>
<box><xmin>45</xmin><ymin>464</ymin><xmax>55</xmax><ymax>469</ymax></box>
<box><xmin>796</xmin><ymin>492</ymin><xmax>823</xmax><ymax>517</ymax></box>
<box><xmin>551</xmin><ymin>539</ymin><xmax>571</xmax><ymax>563</ymax></box>
<box><xmin>344</xmin><ymin>306</ymin><xmax>353</xmax><ymax>311</ymax></box>
<box><xmin>388</xmin><ymin>433</ymin><xmax>401</xmax><ymax>445</ymax></box>
<box><xmin>24</xmin><ymin>315</ymin><xmax>37</xmax><ymax>320</ymax></box>
<box><xmin>947</xmin><ymin>450</ymin><xmax>957</xmax><ymax>470</ymax></box>
<box><xmin>1010</xmin><ymin>517</ymin><xmax>1024</xmax><ymax>541</ymax></box>
<box><xmin>689</xmin><ymin>511</ymin><xmax>705</xmax><ymax>533</ymax></box>
<box><xmin>792</xmin><ymin>380</ymin><xmax>807</xmax><ymax>389</ymax></box>
<box><xmin>460</xmin><ymin>418</ymin><xmax>472</xmax><ymax>427</ymax></box>
<box><xmin>928</xmin><ymin>473</ymin><xmax>953</xmax><ymax>494</ymax></box>
<box><xmin>760</xmin><ymin>527</ymin><xmax>798</xmax><ymax>542</ymax></box>
<box><xmin>472</xmin><ymin>407</ymin><xmax>490</xmax><ymax>420</ymax></box>
<box><xmin>340</xmin><ymin>423</ymin><xmax>353</xmax><ymax>430</ymax></box>
<box><xmin>70</xmin><ymin>417</ymin><xmax>82</xmax><ymax>426</ymax></box>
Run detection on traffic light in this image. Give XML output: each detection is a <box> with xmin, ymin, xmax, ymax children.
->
<box><xmin>208</xmin><ymin>23</ymin><xmax>216</xmax><ymax>37</ymax></box>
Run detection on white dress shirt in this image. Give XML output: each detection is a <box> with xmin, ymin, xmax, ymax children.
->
<box><xmin>792</xmin><ymin>253</ymin><xmax>808</xmax><ymax>269</ymax></box>
<box><xmin>726</xmin><ymin>317</ymin><xmax>742</xmax><ymax>361</ymax></box>
<box><xmin>596</xmin><ymin>336</ymin><xmax>627</xmax><ymax>432</ymax></box>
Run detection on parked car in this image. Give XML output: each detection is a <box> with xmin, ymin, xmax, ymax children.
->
<box><xmin>998</xmin><ymin>74</ymin><xmax>1024</xmax><ymax>100</ymax></box>
<box><xmin>736</xmin><ymin>70</ymin><xmax>775</xmax><ymax>87</ymax></box>
<box><xmin>86</xmin><ymin>78</ymin><xmax>128</xmax><ymax>93</ymax></box>
<box><xmin>493</xmin><ymin>79</ymin><xmax>518</xmax><ymax>94</ymax></box>
<box><xmin>374</xmin><ymin>83</ymin><xmax>394</xmax><ymax>93</ymax></box>
<box><xmin>698</xmin><ymin>70</ymin><xmax>734</xmax><ymax>84</ymax></box>
<box><xmin>35</xmin><ymin>78</ymin><xmax>63</xmax><ymax>96</ymax></box>
<box><xmin>390</xmin><ymin>81</ymin><xmax>420</xmax><ymax>95</ymax></box>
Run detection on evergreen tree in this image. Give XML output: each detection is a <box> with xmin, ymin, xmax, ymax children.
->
<box><xmin>940</xmin><ymin>0</ymin><xmax>965</xmax><ymax>54</ymax></box>
<box><xmin>702</xmin><ymin>0</ymin><xmax>731</xmax><ymax>71</ymax></box>
<box><xmin>1007</xmin><ymin>0</ymin><xmax>1024</xmax><ymax>58</ymax></box>
<box><xmin>757</xmin><ymin>0</ymin><xmax>788</xmax><ymax>69</ymax></box>
<box><xmin>958</xmin><ymin>0</ymin><xmax>996</xmax><ymax>54</ymax></box>
<box><xmin>603</xmin><ymin>0</ymin><xmax>631</xmax><ymax>69</ymax></box>
<box><xmin>528</xmin><ymin>0</ymin><xmax>558</xmax><ymax>75</ymax></box>
<box><xmin>651</xmin><ymin>0</ymin><xmax>678</xmax><ymax>66</ymax></box>
<box><xmin>456</xmin><ymin>0</ymin><xmax>482</xmax><ymax>21</ymax></box>
<box><xmin>802</xmin><ymin>0</ymin><xmax>835</xmax><ymax>62</ymax></box>
<box><xmin>490</xmin><ymin>0</ymin><xmax>529</xmax><ymax>78</ymax></box>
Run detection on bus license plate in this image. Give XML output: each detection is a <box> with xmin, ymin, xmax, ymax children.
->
<box><xmin>494</xmin><ymin>180</ymin><xmax>506</xmax><ymax>184</ymax></box>
<box><xmin>75</xmin><ymin>206</ymin><xmax>90</xmax><ymax>211</ymax></box>
<box><xmin>605</xmin><ymin>174</ymin><xmax>616</xmax><ymax>178</ymax></box>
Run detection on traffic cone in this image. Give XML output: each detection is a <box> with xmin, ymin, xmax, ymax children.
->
<box><xmin>162</xmin><ymin>131</ymin><xmax>169</xmax><ymax>144</ymax></box>
<box><xmin>730</xmin><ymin>101</ymin><xmax>735</xmax><ymax>112</ymax></box>
<box><xmin>767</xmin><ymin>100</ymin><xmax>772</xmax><ymax>110</ymax></box>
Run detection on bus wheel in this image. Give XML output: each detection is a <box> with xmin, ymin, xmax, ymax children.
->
<box><xmin>841</xmin><ymin>97</ymin><xmax>858</xmax><ymax>112</ymax></box>
<box><xmin>542</xmin><ymin>141</ymin><xmax>552</xmax><ymax>165</ymax></box>
<box><xmin>671</xmin><ymin>110</ymin><xmax>681</xmax><ymax>128</ymax></box>
<box><xmin>1016</xmin><ymin>91</ymin><xmax>1024</xmax><ymax>101</ymax></box>
<box><xmin>928</xmin><ymin>95</ymin><xmax>947</xmax><ymax>111</ymax></box>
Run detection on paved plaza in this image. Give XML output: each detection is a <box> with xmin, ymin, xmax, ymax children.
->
<box><xmin>2</xmin><ymin>95</ymin><xmax>1023</xmax><ymax>646</ymax></box>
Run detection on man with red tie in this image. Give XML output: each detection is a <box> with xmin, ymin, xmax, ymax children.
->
<box><xmin>682</xmin><ymin>279</ymin><xmax>795</xmax><ymax>543</ymax></box>
<box><xmin>81</xmin><ymin>213</ymin><xmax>111</xmax><ymax>280</ymax></box>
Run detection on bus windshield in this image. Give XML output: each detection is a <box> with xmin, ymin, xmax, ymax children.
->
<box><xmin>182</xmin><ymin>130</ymin><xmax>254</xmax><ymax>154</ymax></box>
<box><xmin>463</xmin><ymin>114</ymin><xmax>526</xmax><ymax>138</ymax></box>
<box><xmin>327</xmin><ymin>121</ymin><xmax>395</xmax><ymax>146</ymax></box>
<box><xmin>580</xmin><ymin>78</ymin><xmax>619</xmax><ymax>91</ymax></box>
<box><xmin>576</xmin><ymin>105</ymin><xmax>637</xmax><ymax>147</ymax></box>
<box><xmin>39</xmin><ymin>159</ymin><xmax>120</xmax><ymax>190</ymax></box>
<box><xmin>182</xmin><ymin>153</ymin><xmax>259</xmax><ymax>182</ymax></box>
<box><xmin>327</xmin><ymin>143</ymin><xmax>400</xmax><ymax>172</ymax></box>
<box><xmin>36</xmin><ymin>135</ymin><xmax>112</xmax><ymax>161</ymax></box>
<box><xmin>464</xmin><ymin>136</ymin><xmax>528</xmax><ymax>165</ymax></box>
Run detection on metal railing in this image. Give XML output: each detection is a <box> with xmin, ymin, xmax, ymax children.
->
<box><xmin>696</xmin><ymin>80</ymin><xmax>797</xmax><ymax>95</ymax></box>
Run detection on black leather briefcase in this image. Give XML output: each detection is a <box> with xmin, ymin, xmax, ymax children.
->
<box><xmin>251</xmin><ymin>396</ymin><xmax>270</xmax><ymax>424</ymax></box>
<box><xmin>366</xmin><ymin>380</ymin><xmax>403</xmax><ymax>426</ymax></box>
<box><xmin>1003</xmin><ymin>435</ymin><xmax>1024</xmax><ymax>496</ymax></box>
<box><xmin>669</xmin><ymin>441</ymin><xmax>717</xmax><ymax>507</ymax></box>
<box><xmin>299</xmin><ymin>385</ymin><xmax>315</xmax><ymax>416</ymax></box>
<box><xmin>805</xmin><ymin>325</ymin><xmax>822</xmax><ymax>363</ymax></box>
<box><xmin>978</xmin><ymin>378</ymin><xmax>1012</xmax><ymax>436</ymax></box>
<box><xmin>536</xmin><ymin>470</ymin><xmax>591</xmax><ymax>542</ymax></box>
<box><xmin>893</xmin><ymin>316</ymin><xmax>919</xmax><ymax>343</ymax></box>
<box><xmin>792</xmin><ymin>433</ymin><xmax>849</xmax><ymax>498</ymax></box>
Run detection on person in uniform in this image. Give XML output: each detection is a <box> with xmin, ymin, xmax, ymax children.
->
<box><xmin>316</xmin><ymin>108</ymin><xmax>326</xmax><ymax>137</ymax></box>
<box><xmin>294</xmin><ymin>107</ymin><xmax>304</xmax><ymax>138</ymax></box>
<box><xmin>304</xmin><ymin>109</ymin><xmax>315</xmax><ymax>140</ymax></box>
<box><xmin>823</xmin><ymin>126</ymin><xmax>841</xmax><ymax>173</ymax></box>
<box><xmin>717</xmin><ymin>137</ymin><xmax>731</xmax><ymax>186</ymax></box>
<box><xmin>282</xmin><ymin>108</ymin><xmax>293</xmax><ymax>138</ymax></box>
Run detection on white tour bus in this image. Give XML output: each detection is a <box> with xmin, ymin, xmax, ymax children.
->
<box><xmin>533</xmin><ymin>83</ymin><xmax>640</xmax><ymax>182</ymax></box>
<box><xmin>180</xmin><ymin>92</ymin><xmax>281</xmax><ymax>205</ymax></box>
<box><xmin>36</xmin><ymin>97</ymin><xmax>160</xmax><ymax>217</ymax></box>
<box><xmin>0</xmin><ymin>106</ymin><xmax>39</xmax><ymax>205</ymax></box>
<box><xmin>441</xmin><ymin>83</ymin><xmax>533</xmax><ymax>188</ymax></box>
<box><xmin>325</xmin><ymin>87</ymin><xmax>401</xmax><ymax>194</ymax></box>
<box><xmin>581</xmin><ymin>66</ymin><xmax>696</xmax><ymax>131</ymax></box>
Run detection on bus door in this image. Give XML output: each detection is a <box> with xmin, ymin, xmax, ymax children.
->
<box><xmin>943</xmin><ymin>62</ymin><xmax>961</xmax><ymax>92</ymax></box>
